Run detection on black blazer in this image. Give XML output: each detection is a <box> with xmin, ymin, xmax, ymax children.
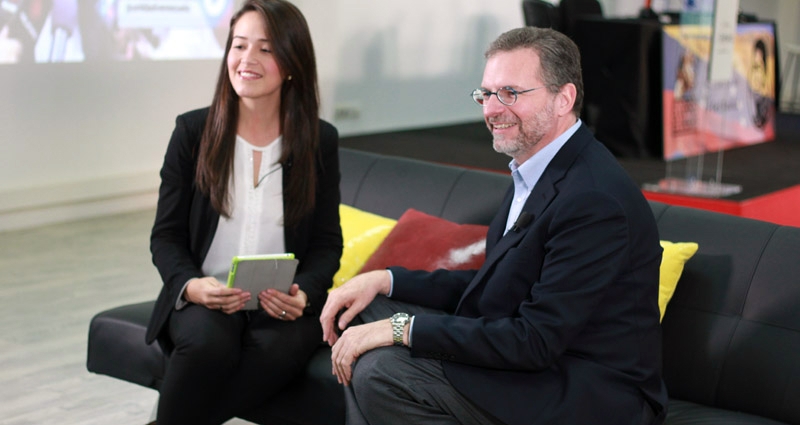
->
<box><xmin>145</xmin><ymin>107</ymin><xmax>343</xmax><ymax>350</ymax></box>
<box><xmin>391</xmin><ymin>124</ymin><xmax>668</xmax><ymax>425</ymax></box>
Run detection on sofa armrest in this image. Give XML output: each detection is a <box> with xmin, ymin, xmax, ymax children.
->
<box><xmin>87</xmin><ymin>301</ymin><xmax>165</xmax><ymax>389</ymax></box>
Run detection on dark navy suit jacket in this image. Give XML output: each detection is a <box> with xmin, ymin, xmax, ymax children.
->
<box><xmin>145</xmin><ymin>107</ymin><xmax>342</xmax><ymax>351</ymax></box>
<box><xmin>391</xmin><ymin>124</ymin><xmax>668</xmax><ymax>425</ymax></box>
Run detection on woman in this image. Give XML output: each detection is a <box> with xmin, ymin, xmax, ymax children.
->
<box><xmin>144</xmin><ymin>1</ymin><xmax>342</xmax><ymax>423</ymax></box>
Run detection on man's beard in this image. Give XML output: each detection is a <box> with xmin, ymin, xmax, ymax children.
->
<box><xmin>492</xmin><ymin>100</ymin><xmax>555</xmax><ymax>159</ymax></box>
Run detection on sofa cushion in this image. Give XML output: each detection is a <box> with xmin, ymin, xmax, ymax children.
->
<box><xmin>658</xmin><ymin>240</ymin><xmax>698</xmax><ymax>321</ymax></box>
<box><xmin>360</xmin><ymin>208</ymin><xmax>488</xmax><ymax>273</ymax></box>
<box><xmin>332</xmin><ymin>204</ymin><xmax>397</xmax><ymax>290</ymax></box>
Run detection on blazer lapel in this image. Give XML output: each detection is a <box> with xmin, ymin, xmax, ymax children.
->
<box><xmin>476</xmin><ymin>175</ymin><xmax>555</xmax><ymax>283</ymax></box>
<box><xmin>486</xmin><ymin>186</ymin><xmax>513</xmax><ymax>252</ymax></box>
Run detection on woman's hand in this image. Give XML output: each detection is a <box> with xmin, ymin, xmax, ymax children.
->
<box><xmin>185</xmin><ymin>277</ymin><xmax>250</xmax><ymax>314</ymax></box>
<box><xmin>259</xmin><ymin>283</ymin><xmax>307</xmax><ymax>321</ymax></box>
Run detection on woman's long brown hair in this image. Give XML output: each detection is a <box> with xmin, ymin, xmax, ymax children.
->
<box><xmin>196</xmin><ymin>0</ymin><xmax>320</xmax><ymax>227</ymax></box>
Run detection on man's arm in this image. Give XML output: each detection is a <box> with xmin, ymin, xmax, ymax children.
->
<box><xmin>388</xmin><ymin>268</ymin><xmax>477</xmax><ymax>313</ymax></box>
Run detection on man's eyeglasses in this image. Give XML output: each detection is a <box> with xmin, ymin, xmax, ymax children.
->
<box><xmin>471</xmin><ymin>86</ymin><xmax>545</xmax><ymax>106</ymax></box>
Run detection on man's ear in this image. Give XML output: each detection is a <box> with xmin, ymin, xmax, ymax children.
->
<box><xmin>556</xmin><ymin>83</ymin><xmax>577</xmax><ymax>117</ymax></box>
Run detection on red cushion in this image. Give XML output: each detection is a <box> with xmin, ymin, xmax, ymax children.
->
<box><xmin>359</xmin><ymin>209</ymin><xmax>489</xmax><ymax>273</ymax></box>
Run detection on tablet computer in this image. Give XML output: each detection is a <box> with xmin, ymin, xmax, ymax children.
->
<box><xmin>226</xmin><ymin>253</ymin><xmax>299</xmax><ymax>310</ymax></box>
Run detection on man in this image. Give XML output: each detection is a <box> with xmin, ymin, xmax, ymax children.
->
<box><xmin>320</xmin><ymin>27</ymin><xmax>667</xmax><ymax>425</ymax></box>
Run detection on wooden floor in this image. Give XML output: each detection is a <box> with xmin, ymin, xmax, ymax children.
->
<box><xmin>0</xmin><ymin>209</ymin><xmax>253</xmax><ymax>425</ymax></box>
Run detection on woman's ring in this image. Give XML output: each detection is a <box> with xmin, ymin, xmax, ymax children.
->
<box><xmin>280</xmin><ymin>310</ymin><xmax>287</xmax><ymax>318</ymax></box>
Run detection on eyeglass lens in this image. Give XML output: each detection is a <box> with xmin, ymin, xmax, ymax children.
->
<box><xmin>472</xmin><ymin>88</ymin><xmax>518</xmax><ymax>106</ymax></box>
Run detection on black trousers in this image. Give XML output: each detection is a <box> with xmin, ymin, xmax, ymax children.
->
<box><xmin>156</xmin><ymin>304</ymin><xmax>322</xmax><ymax>425</ymax></box>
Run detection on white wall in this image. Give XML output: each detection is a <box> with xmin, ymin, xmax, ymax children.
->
<box><xmin>0</xmin><ymin>0</ymin><xmax>521</xmax><ymax>231</ymax></box>
<box><xmin>0</xmin><ymin>59</ymin><xmax>221</xmax><ymax>231</ymax></box>
<box><xmin>301</xmin><ymin>0</ymin><xmax>523</xmax><ymax>135</ymax></box>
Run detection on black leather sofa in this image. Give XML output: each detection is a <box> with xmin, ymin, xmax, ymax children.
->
<box><xmin>87</xmin><ymin>148</ymin><xmax>800</xmax><ymax>425</ymax></box>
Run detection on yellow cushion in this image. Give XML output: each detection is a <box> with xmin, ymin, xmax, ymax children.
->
<box><xmin>331</xmin><ymin>204</ymin><xmax>397</xmax><ymax>290</ymax></box>
<box><xmin>658</xmin><ymin>240</ymin><xmax>699</xmax><ymax>321</ymax></box>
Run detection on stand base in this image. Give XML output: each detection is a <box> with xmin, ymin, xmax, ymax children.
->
<box><xmin>643</xmin><ymin>177</ymin><xmax>742</xmax><ymax>198</ymax></box>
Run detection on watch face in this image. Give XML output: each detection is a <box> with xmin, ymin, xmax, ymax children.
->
<box><xmin>392</xmin><ymin>313</ymin><xmax>409</xmax><ymax>325</ymax></box>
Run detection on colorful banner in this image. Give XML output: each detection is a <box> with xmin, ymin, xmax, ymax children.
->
<box><xmin>662</xmin><ymin>23</ymin><xmax>776</xmax><ymax>160</ymax></box>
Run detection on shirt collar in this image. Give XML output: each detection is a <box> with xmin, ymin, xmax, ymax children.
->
<box><xmin>508</xmin><ymin>119</ymin><xmax>582</xmax><ymax>189</ymax></box>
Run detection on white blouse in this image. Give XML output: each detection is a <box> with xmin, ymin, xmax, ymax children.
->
<box><xmin>202</xmin><ymin>135</ymin><xmax>286</xmax><ymax>283</ymax></box>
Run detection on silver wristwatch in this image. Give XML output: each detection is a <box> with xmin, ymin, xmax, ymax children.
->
<box><xmin>390</xmin><ymin>312</ymin><xmax>410</xmax><ymax>346</ymax></box>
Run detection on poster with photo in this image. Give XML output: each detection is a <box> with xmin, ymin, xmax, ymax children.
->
<box><xmin>661</xmin><ymin>22</ymin><xmax>776</xmax><ymax>160</ymax></box>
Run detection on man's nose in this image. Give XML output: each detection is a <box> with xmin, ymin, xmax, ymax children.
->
<box><xmin>482</xmin><ymin>94</ymin><xmax>506</xmax><ymax>117</ymax></box>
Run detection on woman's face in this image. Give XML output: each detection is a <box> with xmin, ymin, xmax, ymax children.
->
<box><xmin>227</xmin><ymin>11</ymin><xmax>284</xmax><ymax>104</ymax></box>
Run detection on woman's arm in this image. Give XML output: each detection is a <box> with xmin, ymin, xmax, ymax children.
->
<box><xmin>150</xmin><ymin>111</ymin><xmax>209</xmax><ymax>302</ymax></box>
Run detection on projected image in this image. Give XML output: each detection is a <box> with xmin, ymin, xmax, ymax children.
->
<box><xmin>0</xmin><ymin>0</ymin><xmax>234</xmax><ymax>63</ymax></box>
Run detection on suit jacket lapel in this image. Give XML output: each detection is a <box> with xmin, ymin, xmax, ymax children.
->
<box><xmin>486</xmin><ymin>185</ymin><xmax>513</xmax><ymax>252</ymax></box>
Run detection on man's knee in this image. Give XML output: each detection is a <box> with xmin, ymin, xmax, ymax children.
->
<box><xmin>351</xmin><ymin>347</ymin><xmax>403</xmax><ymax>397</ymax></box>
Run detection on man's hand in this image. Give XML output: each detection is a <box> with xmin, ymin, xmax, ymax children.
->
<box><xmin>185</xmin><ymin>277</ymin><xmax>250</xmax><ymax>314</ymax></box>
<box><xmin>320</xmin><ymin>270</ymin><xmax>392</xmax><ymax>346</ymax></box>
<box><xmin>330</xmin><ymin>319</ymin><xmax>393</xmax><ymax>386</ymax></box>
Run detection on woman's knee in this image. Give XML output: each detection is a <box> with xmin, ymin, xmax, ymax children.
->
<box><xmin>169</xmin><ymin>307</ymin><xmax>243</xmax><ymax>362</ymax></box>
